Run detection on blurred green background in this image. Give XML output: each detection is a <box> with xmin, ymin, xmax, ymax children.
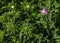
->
<box><xmin>0</xmin><ymin>0</ymin><xmax>60</xmax><ymax>43</ymax></box>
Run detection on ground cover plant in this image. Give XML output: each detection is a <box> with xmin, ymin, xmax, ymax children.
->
<box><xmin>0</xmin><ymin>0</ymin><xmax>60</xmax><ymax>43</ymax></box>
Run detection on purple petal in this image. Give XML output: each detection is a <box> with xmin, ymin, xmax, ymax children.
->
<box><xmin>40</xmin><ymin>7</ymin><xmax>47</xmax><ymax>15</ymax></box>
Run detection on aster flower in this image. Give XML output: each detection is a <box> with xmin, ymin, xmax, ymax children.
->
<box><xmin>39</xmin><ymin>7</ymin><xmax>47</xmax><ymax>15</ymax></box>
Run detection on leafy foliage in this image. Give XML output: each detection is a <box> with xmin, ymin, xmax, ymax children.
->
<box><xmin>0</xmin><ymin>0</ymin><xmax>60</xmax><ymax>43</ymax></box>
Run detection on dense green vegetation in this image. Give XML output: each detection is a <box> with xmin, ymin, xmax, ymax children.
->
<box><xmin>0</xmin><ymin>0</ymin><xmax>60</xmax><ymax>43</ymax></box>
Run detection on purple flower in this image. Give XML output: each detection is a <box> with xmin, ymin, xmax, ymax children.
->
<box><xmin>39</xmin><ymin>7</ymin><xmax>47</xmax><ymax>15</ymax></box>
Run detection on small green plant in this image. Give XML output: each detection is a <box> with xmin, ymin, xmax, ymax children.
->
<box><xmin>0</xmin><ymin>0</ymin><xmax>60</xmax><ymax>43</ymax></box>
